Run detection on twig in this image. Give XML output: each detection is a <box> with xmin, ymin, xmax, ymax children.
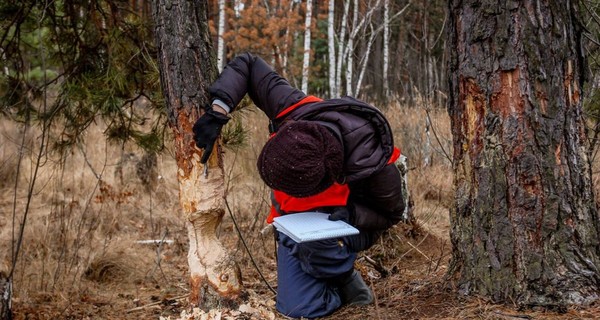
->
<box><xmin>432</xmin><ymin>240</ymin><xmax>447</xmax><ymax>273</ymax></box>
<box><xmin>406</xmin><ymin>240</ymin><xmax>432</xmax><ymax>263</ymax></box>
<box><xmin>126</xmin><ymin>294</ymin><xmax>189</xmax><ymax>313</ymax></box>
<box><xmin>492</xmin><ymin>310</ymin><xmax>532</xmax><ymax>319</ymax></box>
<box><xmin>225</xmin><ymin>198</ymin><xmax>277</xmax><ymax>295</ymax></box>
<box><xmin>148</xmin><ymin>230</ymin><xmax>169</xmax><ymax>282</ymax></box>
<box><xmin>363</xmin><ymin>255</ymin><xmax>390</xmax><ymax>278</ymax></box>
<box><xmin>424</xmin><ymin>107</ymin><xmax>453</xmax><ymax>165</ymax></box>
<box><xmin>393</xmin><ymin>233</ymin><xmax>429</xmax><ymax>269</ymax></box>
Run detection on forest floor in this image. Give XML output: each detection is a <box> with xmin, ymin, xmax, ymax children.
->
<box><xmin>4</xmin><ymin>106</ymin><xmax>600</xmax><ymax>319</ymax></box>
<box><xmin>12</xmin><ymin>210</ymin><xmax>600</xmax><ymax>320</ymax></box>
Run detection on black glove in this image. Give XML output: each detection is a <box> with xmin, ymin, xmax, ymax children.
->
<box><xmin>328</xmin><ymin>206</ymin><xmax>353</xmax><ymax>224</ymax></box>
<box><xmin>192</xmin><ymin>106</ymin><xmax>230</xmax><ymax>163</ymax></box>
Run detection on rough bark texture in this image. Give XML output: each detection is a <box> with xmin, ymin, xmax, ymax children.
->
<box><xmin>152</xmin><ymin>0</ymin><xmax>241</xmax><ymax>310</ymax></box>
<box><xmin>0</xmin><ymin>276</ymin><xmax>10</xmax><ymax>320</ymax></box>
<box><xmin>447</xmin><ymin>0</ymin><xmax>600</xmax><ymax>308</ymax></box>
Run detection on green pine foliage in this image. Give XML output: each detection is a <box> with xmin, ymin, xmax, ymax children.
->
<box><xmin>0</xmin><ymin>0</ymin><xmax>165</xmax><ymax>153</ymax></box>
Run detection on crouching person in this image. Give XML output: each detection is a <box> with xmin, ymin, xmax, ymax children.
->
<box><xmin>193</xmin><ymin>52</ymin><xmax>405</xmax><ymax>319</ymax></box>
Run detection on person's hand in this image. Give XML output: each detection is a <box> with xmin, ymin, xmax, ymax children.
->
<box><xmin>329</xmin><ymin>206</ymin><xmax>353</xmax><ymax>223</ymax></box>
<box><xmin>193</xmin><ymin>105</ymin><xmax>230</xmax><ymax>163</ymax></box>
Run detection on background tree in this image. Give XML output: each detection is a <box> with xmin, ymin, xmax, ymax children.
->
<box><xmin>302</xmin><ymin>0</ymin><xmax>313</xmax><ymax>93</ymax></box>
<box><xmin>580</xmin><ymin>0</ymin><xmax>600</xmax><ymax>160</ymax></box>
<box><xmin>217</xmin><ymin>0</ymin><xmax>226</xmax><ymax>71</ymax></box>
<box><xmin>152</xmin><ymin>0</ymin><xmax>241</xmax><ymax>309</ymax></box>
<box><xmin>447</xmin><ymin>0</ymin><xmax>600</xmax><ymax>307</ymax></box>
<box><xmin>328</xmin><ymin>0</ymin><xmax>337</xmax><ymax>97</ymax></box>
<box><xmin>222</xmin><ymin>0</ymin><xmax>304</xmax><ymax>80</ymax></box>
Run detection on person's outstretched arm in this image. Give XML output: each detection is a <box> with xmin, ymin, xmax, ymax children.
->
<box><xmin>209</xmin><ymin>52</ymin><xmax>306</xmax><ymax>119</ymax></box>
<box><xmin>194</xmin><ymin>53</ymin><xmax>306</xmax><ymax>162</ymax></box>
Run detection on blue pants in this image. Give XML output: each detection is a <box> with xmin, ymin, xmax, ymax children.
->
<box><xmin>275</xmin><ymin>231</ymin><xmax>357</xmax><ymax>319</ymax></box>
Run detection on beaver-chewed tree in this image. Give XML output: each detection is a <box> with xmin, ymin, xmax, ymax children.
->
<box><xmin>152</xmin><ymin>0</ymin><xmax>241</xmax><ymax>309</ymax></box>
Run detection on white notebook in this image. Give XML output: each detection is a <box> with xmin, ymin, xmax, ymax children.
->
<box><xmin>272</xmin><ymin>211</ymin><xmax>360</xmax><ymax>243</ymax></box>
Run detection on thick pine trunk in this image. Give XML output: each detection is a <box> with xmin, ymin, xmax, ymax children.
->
<box><xmin>447</xmin><ymin>0</ymin><xmax>600</xmax><ymax>307</ymax></box>
<box><xmin>152</xmin><ymin>0</ymin><xmax>241</xmax><ymax>309</ymax></box>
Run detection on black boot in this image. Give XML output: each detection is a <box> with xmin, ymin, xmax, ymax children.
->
<box><xmin>336</xmin><ymin>270</ymin><xmax>373</xmax><ymax>306</ymax></box>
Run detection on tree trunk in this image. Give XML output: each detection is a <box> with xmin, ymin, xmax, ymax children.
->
<box><xmin>346</xmin><ymin>0</ymin><xmax>358</xmax><ymax>96</ymax></box>
<box><xmin>382</xmin><ymin>0</ymin><xmax>389</xmax><ymax>99</ymax></box>
<box><xmin>302</xmin><ymin>0</ymin><xmax>313</xmax><ymax>93</ymax></box>
<box><xmin>336</xmin><ymin>0</ymin><xmax>350</xmax><ymax>96</ymax></box>
<box><xmin>152</xmin><ymin>0</ymin><xmax>241</xmax><ymax>310</ymax></box>
<box><xmin>0</xmin><ymin>275</ymin><xmax>10</xmax><ymax>320</ymax></box>
<box><xmin>217</xmin><ymin>0</ymin><xmax>226</xmax><ymax>71</ymax></box>
<box><xmin>447</xmin><ymin>0</ymin><xmax>600</xmax><ymax>308</ymax></box>
<box><xmin>328</xmin><ymin>0</ymin><xmax>336</xmax><ymax>98</ymax></box>
<box><xmin>354</xmin><ymin>22</ymin><xmax>376</xmax><ymax>97</ymax></box>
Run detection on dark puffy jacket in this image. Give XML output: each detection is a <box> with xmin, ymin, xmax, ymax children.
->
<box><xmin>209</xmin><ymin>53</ymin><xmax>405</xmax><ymax>235</ymax></box>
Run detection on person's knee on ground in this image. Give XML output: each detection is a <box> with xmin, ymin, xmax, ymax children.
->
<box><xmin>276</xmin><ymin>233</ymin><xmax>348</xmax><ymax>318</ymax></box>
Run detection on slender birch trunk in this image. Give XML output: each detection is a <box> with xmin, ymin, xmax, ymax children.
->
<box><xmin>346</xmin><ymin>0</ymin><xmax>358</xmax><ymax>96</ymax></box>
<box><xmin>217</xmin><ymin>0</ymin><xmax>226</xmax><ymax>71</ymax></box>
<box><xmin>328</xmin><ymin>0</ymin><xmax>336</xmax><ymax>98</ymax></box>
<box><xmin>336</xmin><ymin>0</ymin><xmax>350</xmax><ymax>96</ymax></box>
<box><xmin>302</xmin><ymin>0</ymin><xmax>313</xmax><ymax>93</ymax></box>
<box><xmin>355</xmin><ymin>23</ymin><xmax>376</xmax><ymax>97</ymax></box>
<box><xmin>345</xmin><ymin>0</ymin><xmax>382</xmax><ymax>97</ymax></box>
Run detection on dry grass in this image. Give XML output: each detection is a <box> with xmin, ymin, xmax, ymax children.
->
<box><xmin>2</xmin><ymin>100</ymin><xmax>600</xmax><ymax>320</ymax></box>
<box><xmin>1</xmin><ymin>118</ymin><xmax>187</xmax><ymax>319</ymax></box>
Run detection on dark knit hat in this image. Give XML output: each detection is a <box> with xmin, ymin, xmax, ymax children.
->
<box><xmin>257</xmin><ymin>120</ymin><xmax>344</xmax><ymax>198</ymax></box>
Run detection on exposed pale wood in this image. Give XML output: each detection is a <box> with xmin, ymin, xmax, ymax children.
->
<box><xmin>152</xmin><ymin>0</ymin><xmax>242</xmax><ymax>310</ymax></box>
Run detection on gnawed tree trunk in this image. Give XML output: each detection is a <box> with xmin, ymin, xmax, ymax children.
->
<box><xmin>447</xmin><ymin>0</ymin><xmax>600</xmax><ymax>308</ymax></box>
<box><xmin>153</xmin><ymin>0</ymin><xmax>241</xmax><ymax>309</ymax></box>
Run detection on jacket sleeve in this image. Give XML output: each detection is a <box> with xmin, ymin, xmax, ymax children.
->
<box><xmin>348</xmin><ymin>163</ymin><xmax>405</xmax><ymax>230</ymax></box>
<box><xmin>209</xmin><ymin>52</ymin><xmax>306</xmax><ymax>119</ymax></box>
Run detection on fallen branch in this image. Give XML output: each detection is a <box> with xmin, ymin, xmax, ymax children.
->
<box><xmin>362</xmin><ymin>255</ymin><xmax>390</xmax><ymax>278</ymax></box>
<box><xmin>126</xmin><ymin>294</ymin><xmax>189</xmax><ymax>313</ymax></box>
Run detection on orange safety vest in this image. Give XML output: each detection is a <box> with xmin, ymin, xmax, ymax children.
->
<box><xmin>265</xmin><ymin>96</ymin><xmax>402</xmax><ymax>223</ymax></box>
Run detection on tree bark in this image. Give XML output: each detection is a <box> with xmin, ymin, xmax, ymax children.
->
<box><xmin>382</xmin><ymin>0</ymin><xmax>389</xmax><ymax>98</ymax></box>
<box><xmin>346</xmin><ymin>0</ymin><xmax>358</xmax><ymax>96</ymax></box>
<box><xmin>217</xmin><ymin>0</ymin><xmax>226</xmax><ymax>71</ymax></box>
<box><xmin>336</xmin><ymin>0</ymin><xmax>350</xmax><ymax>96</ymax></box>
<box><xmin>152</xmin><ymin>0</ymin><xmax>241</xmax><ymax>310</ymax></box>
<box><xmin>447</xmin><ymin>0</ymin><xmax>600</xmax><ymax>308</ymax></box>
<box><xmin>0</xmin><ymin>275</ymin><xmax>10</xmax><ymax>320</ymax></box>
<box><xmin>328</xmin><ymin>0</ymin><xmax>336</xmax><ymax>98</ymax></box>
<box><xmin>302</xmin><ymin>0</ymin><xmax>313</xmax><ymax>93</ymax></box>
<box><xmin>354</xmin><ymin>22</ymin><xmax>376</xmax><ymax>97</ymax></box>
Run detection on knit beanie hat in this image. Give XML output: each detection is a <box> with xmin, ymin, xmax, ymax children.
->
<box><xmin>257</xmin><ymin>120</ymin><xmax>344</xmax><ymax>198</ymax></box>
